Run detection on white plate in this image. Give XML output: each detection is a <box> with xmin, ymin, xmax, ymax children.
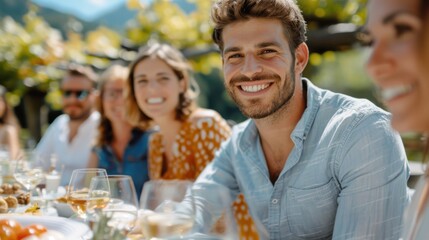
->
<box><xmin>0</xmin><ymin>215</ymin><xmax>91</xmax><ymax>239</ymax></box>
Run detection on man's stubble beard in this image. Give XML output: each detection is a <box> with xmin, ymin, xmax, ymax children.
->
<box><xmin>66</xmin><ymin>105</ymin><xmax>93</xmax><ymax>121</ymax></box>
<box><xmin>225</xmin><ymin>63</ymin><xmax>296</xmax><ymax>120</ymax></box>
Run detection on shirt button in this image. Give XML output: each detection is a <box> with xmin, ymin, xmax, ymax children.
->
<box><xmin>272</xmin><ymin>199</ymin><xmax>278</xmax><ymax>204</ymax></box>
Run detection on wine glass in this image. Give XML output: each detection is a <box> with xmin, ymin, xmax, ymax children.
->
<box><xmin>139</xmin><ymin>180</ymin><xmax>196</xmax><ymax>239</ymax></box>
<box><xmin>94</xmin><ymin>175</ymin><xmax>139</xmax><ymax>236</ymax></box>
<box><xmin>191</xmin><ymin>184</ymin><xmax>238</xmax><ymax>240</ymax></box>
<box><xmin>66</xmin><ymin>168</ymin><xmax>109</xmax><ymax>221</ymax></box>
<box><xmin>12</xmin><ymin>151</ymin><xmax>45</xmax><ymax>193</ymax></box>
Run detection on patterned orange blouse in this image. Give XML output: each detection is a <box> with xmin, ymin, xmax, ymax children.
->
<box><xmin>148</xmin><ymin>114</ymin><xmax>231</xmax><ymax>180</ymax></box>
<box><xmin>148</xmin><ymin>113</ymin><xmax>259</xmax><ymax>239</ymax></box>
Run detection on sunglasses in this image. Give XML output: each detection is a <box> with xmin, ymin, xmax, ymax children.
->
<box><xmin>62</xmin><ymin>89</ymin><xmax>92</xmax><ymax>100</ymax></box>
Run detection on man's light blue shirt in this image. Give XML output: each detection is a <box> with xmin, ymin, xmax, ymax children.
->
<box><xmin>194</xmin><ymin>79</ymin><xmax>410</xmax><ymax>239</ymax></box>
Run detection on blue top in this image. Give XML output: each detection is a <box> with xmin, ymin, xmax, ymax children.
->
<box><xmin>94</xmin><ymin>128</ymin><xmax>152</xmax><ymax>198</ymax></box>
<box><xmin>193</xmin><ymin>78</ymin><xmax>410</xmax><ymax>240</ymax></box>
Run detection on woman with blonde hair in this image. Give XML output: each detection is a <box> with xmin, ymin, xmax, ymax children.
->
<box><xmin>0</xmin><ymin>85</ymin><xmax>20</xmax><ymax>160</ymax></box>
<box><xmin>88</xmin><ymin>64</ymin><xmax>152</xmax><ymax>196</ymax></box>
<box><xmin>365</xmin><ymin>0</ymin><xmax>429</xmax><ymax>238</ymax></box>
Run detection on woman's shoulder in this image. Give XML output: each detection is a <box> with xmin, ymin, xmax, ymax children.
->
<box><xmin>188</xmin><ymin>108</ymin><xmax>224</xmax><ymax>123</ymax></box>
<box><xmin>188</xmin><ymin>108</ymin><xmax>231</xmax><ymax>132</ymax></box>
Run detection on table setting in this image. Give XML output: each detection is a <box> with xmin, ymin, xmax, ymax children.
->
<box><xmin>0</xmin><ymin>160</ymin><xmax>243</xmax><ymax>239</ymax></box>
<box><xmin>0</xmin><ymin>153</ymin><xmax>92</xmax><ymax>239</ymax></box>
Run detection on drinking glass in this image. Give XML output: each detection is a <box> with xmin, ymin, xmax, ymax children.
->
<box><xmin>191</xmin><ymin>184</ymin><xmax>238</xmax><ymax>240</ymax></box>
<box><xmin>140</xmin><ymin>180</ymin><xmax>196</xmax><ymax>239</ymax></box>
<box><xmin>12</xmin><ymin>151</ymin><xmax>45</xmax><ymax>192</ymax></box>
<box><xmin>66</xmin><ymin>168</ymin><xmax>109</xmax><ymax>220</ymax></box>
<box><xmin>95</xmin><ymin>175</ymin><xmax>139</xmax><ymax>236</ymax></box>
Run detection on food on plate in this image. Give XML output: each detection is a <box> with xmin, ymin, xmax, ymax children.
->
<box><xmin>0</xmin><ymin>224</ymin><xmax>18</xmax><ymax>239</ymax></box>
<box><xmin>0</xmin><ymin>219</ymin><xmax>23</xmax><ymax>233</ymax></box>
<box><xmin>0</xmin><ymin>183</ymin><xmax>24</xmax><ymax>195</ymax></box>
<box><xmin>17</xmin><ymin>224</ymin><xmax>47</xmax><ymax>239</ymax></box>
<box><xmin>0</xmin><ymin>182</ymin><xmax>31</xmax><ymax>211</ymax></box>
<box><xmin>0</xmin><ymin>198</ymin><xmax>8</xmax><ymax>213</ymax></box>
<box><xmin>5</xmin><ymin>195</ymin><xmax>19</xmax><ymax>208</ymax></box>
<box><xmin>0</xmin><ymin>194</ymin><xmax>29</xmax><ymax>214</ymax></box>
<box><xmin>24</xmin><ymin>203</ymin><xmax>41</xmax><ymax>215</ymax></box>
<box><xmin>16</xmin><ymin>193</ymin><xmax>31</xmax><ymax>205</ymax></box>
<box><xmin>0</xmin><ymin>220</ymin><xmax>67</xmax><ymax>240</ymax></box>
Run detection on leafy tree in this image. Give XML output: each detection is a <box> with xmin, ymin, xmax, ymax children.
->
<box><xmin>0</xmin><ymin>6</ymin><xmax>123</xmax><ymax>140</ymax></box>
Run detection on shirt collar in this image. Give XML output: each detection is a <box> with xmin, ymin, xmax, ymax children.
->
<box><xmin>290</xmin><ymin>78</ymin><xmax>321</xmax><ymax>143</ymax></box>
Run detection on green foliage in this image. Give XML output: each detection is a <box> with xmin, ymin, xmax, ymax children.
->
<box><xmin>0</xmin><ymin>7</ymin><xmax>63</xmax><ymax>106</ymax></box>
<box><xmin>308</xmin><ymin>49</ymin><xmax>377</xmax><ymax>102</ymax></box>
<box><xmin>126</xmin><ymin>0</ymin><xmax>220</xmax><ymax>73</ymax></box>
<box><xmin>298</xmin><ymin>0</ymin><xmax>367</xmax><ymax>25</ymax></box>
<box><xmin>0</xmin><ymin>6</ymin><xmax>123</xmax><ymax>109</ymax></box>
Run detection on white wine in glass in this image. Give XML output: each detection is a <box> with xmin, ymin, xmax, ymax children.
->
<box><xmin>140</xmin><ymin>180</ymin><xmax>196</xmax><ymax>239</ymax></box>
<box><xmin>88</xmin><ymin>177</ymin><xmax>111</xmax><ymax>212</ymax></box>
<box><xmin>66</xmin><ymin>168</ymin><xmax>109</xmax><ymax>220</ymax></box>
<box><xmin>67</xmin><ymin>189</ymin><xmax>90</xmax><ymax>216</ymax></box>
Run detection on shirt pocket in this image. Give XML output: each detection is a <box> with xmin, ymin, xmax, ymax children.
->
<box><xmin>286</xmin><ymin>178</ymin><xmax>339</xmax><ymax>238</ymax></box>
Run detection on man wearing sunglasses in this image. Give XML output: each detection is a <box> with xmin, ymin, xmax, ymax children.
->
<box><xmin>35</xmin><ymin>64</ymin><xmax>101</xmax><ymax>186</ymax></box>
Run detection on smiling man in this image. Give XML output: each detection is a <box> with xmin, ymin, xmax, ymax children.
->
<box><xmin>35</xmin><ymin>64</ymin><xmax>100</xmax><ymax>186</ymax></box>
<box><xmin>192</xmin><ymin>0</ymin><xmax>411</xmax><ymax>239</ymax></box>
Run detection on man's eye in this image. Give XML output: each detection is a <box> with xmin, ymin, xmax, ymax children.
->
<box><xmin>228</xmin><ymin>53</ymin><xmax>242</xmax><ymax>59</ymax></box>
<box><xmin>261</xmin><ymin>49</ymin><xmax>276</xmax><ymax>54</ymax></box>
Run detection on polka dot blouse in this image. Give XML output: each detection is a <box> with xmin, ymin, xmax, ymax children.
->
<box><xmin>148</xmin><ymin>114</ymin><xmax>231</xmax><ymax>180</ymax></box>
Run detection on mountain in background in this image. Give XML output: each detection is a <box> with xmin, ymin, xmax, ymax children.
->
<box><xmin>0</xmin><ymin>0</ymin><xmax>137</xmax><ymax>37</ymax></box>
<box><xmin>0</xmin><ymin>0</ymin><xmax>195</xmax><ymax>38</ymax></box>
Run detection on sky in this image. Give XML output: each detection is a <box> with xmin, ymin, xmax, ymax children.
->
<box><xmin>30</xmin><ymin>0</ymin><xmax>153</xmax><ymax>22</ymax></box>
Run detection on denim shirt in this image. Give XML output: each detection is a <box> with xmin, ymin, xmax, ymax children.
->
<box><xmin>194</xmin><ymin>78</ymin><xmax>410</xmax><ymax>240</ymax></box>
<box><xmin>95</xmin><ymin>128</ymin><xmax>152</xmax><ymax>197</ymax></box>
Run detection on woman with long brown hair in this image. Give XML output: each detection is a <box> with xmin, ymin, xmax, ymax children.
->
<box><xmin>365</xmin><ymin>0</ymin><xmax>429</xmax><ymax>238</ymax></box>
<box><xmin>125</xmin><ymin>43</ymin><xmax>231</xmax><ymax>181</ymax></box>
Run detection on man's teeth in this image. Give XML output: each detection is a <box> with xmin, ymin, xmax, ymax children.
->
<box><xmin>241</xmin><ymin>84</ymin><xmax>269</xmax><ymax>93</ymax></box>
<box><xmin>380</xmin><ymin>85</ymin><xmax>413</xmax><ymax>101</ymax></box>
<box><xmin>147</xmin><ymin>97</ymin><xmax>164</xmax><ymax>104</ymax></box>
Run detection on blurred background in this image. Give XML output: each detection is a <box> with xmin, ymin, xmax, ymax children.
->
<box><xmin>0</xmin><ymin>0</ymin><xmax>424</xmax><ymax>163</ymax></box>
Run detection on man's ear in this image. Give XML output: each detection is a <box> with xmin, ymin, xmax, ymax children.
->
<box><xmin>294</xmin><ymin>42</ymin><xmax>309</xmax><ymax>75</ymax></box>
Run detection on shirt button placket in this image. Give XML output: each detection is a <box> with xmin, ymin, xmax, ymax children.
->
<box><xmin>269</xmin><ymin>185</ymin><xmax>282</xmax><ymax>239</ymax></box>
